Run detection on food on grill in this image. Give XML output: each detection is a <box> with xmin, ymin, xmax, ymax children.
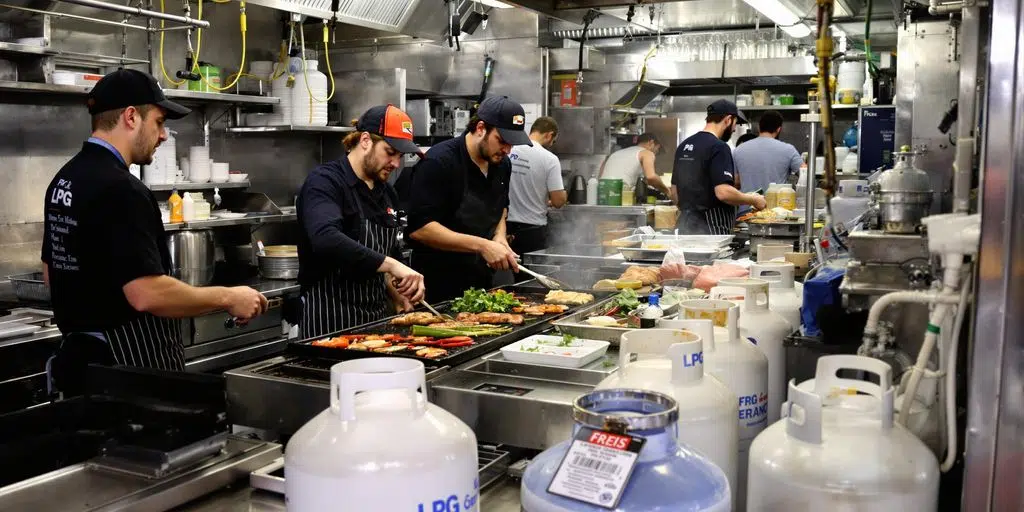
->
<box><xmin>450</xmin><ymin>288</ymin><xmax>521</xmax><ymax>313</ymax></box>
<box><xmin>416</xmin><ymin>347</ymin><xmax>448</xmax><ymax>359</ymax></box>
<box><xmin>522</xmin><ymin>304</ymin><xmax>570</xmax><ymax>316</ymax></box>
<box><xmin>619</xmin><ymin>265</ymin><xmax>661</xmax><ymax>286</ymax></box>
<box><xmin>391</xmin><ymin>312</ymin><xmax>445</xmax><ymax>326</ymax></box>
<box><xmin>374</xmin><ymin>344</ymin><xmax>410</xmax><ymax>353</ymax></box>
<box><xmin>544</xmin><ymin>290</ymin><xmax>595</xmax><ymax>306</ymax></box>
<box><xmin>455</xmin><ymin>312</ymin><xmax>525</xmax><ymax>325</ymax></box>
<box><xmin>430</xmin><ymin>321</ymin><xmax>480</xmax><ymax>329</ymax></box>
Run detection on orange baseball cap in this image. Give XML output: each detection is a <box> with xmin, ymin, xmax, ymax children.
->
<box><xmin>356</xmin><ymin>104</ymin><xmax>420</xmax><ymax>154</ymax></box>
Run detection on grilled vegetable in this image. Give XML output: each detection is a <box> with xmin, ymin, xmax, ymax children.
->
<box><xmin>440</xmin><ymin>340</ymin><xmax>474</xmax><ymax>348</ymax></box>
<box><xmin>411</xmin><ymin>325</ymin><xmax>513</xmax><ymax>338</ymax></box>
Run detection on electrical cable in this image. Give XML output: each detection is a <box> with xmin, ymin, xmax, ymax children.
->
<box><xmin>158</xmin><ymin>0</ymin><xmax>184</xmax><ymax>86</ymax></box>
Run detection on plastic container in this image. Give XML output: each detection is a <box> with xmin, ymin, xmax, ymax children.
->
<box><xmin>598</xmin><ymin>178</ymin><xmax>623</xmax><ymax>206</ymax></box>
<box><xmin>168</xmin><ymin>189</ymin><xmax>183</xmax><ymax>223</ymax></box>
<box><xmin>586</xmin><ymin>177</ymin><xmax>599</xmax><ymax>206</ymax></box>
<box><xmin>747</xmin><ymin>356</ymin><xmax>939</xmax><ymax>511</ymax></box>
<box><xmin>291</xmin><ymin>59</ymin><xmax>329</xmax><ymax>127</ymax></box>
<box><xmin>715</xmin><ymin>278</ymin><xmax>792</xmax><ymax>425</ymax></box>
<box><xmin>188</xmin><ymin>62</ymin><xmax>221</xmax><ymax>92</ymax></box>
<box><xmin>837</xmin><ymin>61</ymin><xmax>866</xmax><ymax>104</ymax></box>
<box><xmin>639</xmin><ymin>293</ymin><xmax>664</xmax><ymax>328</ymax></box>
<box><xmin>665</xmin><ymin>302</ymin><xmax>770</xmax><ymax>511</ymax></box>
<box><xmin>764</xmin><ymin>184</ymin><xmax>780</xmax><ymax>209</ymax></box>
<box><xmin>831</xmin><ymin>179</ymin><xmax>871</xmax><ymax>230</ymax></box>
<box><xmin>775</xmin><ymin>185</ymin><xmax>796</xmax><ymax>210</ymax></box>
<box><xmin>182</xmin><ymin>191</ymin><xmax>196</xmax><ymax>222</ymax></box>
<box><xmin>286</xmin><ymin>358</ymin><xmax>479</xmax><ymax>511</ymax></box>
<box><xmin>748</xmin><ymin>262</ymin><xmax>802</xmax><ymax>329</ymax></box>
<box><xmin>521</xmin><ymin>389</ymin><xmax>731</xmax><ymax>512</ymax></box>
<box><xmin>842</xmin><ymin>122</ymin><xmax>859</xmax><ymax>148</ymax></box>
<box><xmin>598</xmin><ymin>328</ymin><xmax>739</xmax><ymax>506</ymax></box>
<box><xmin>270</xmin><ymin>65</ymin><xmax>293</xmax><ymax>126</ymax></box>
<box><xmin>842</xmin><ymin>149</ymin><xmax>860</xmax><ymax>175</ymax></box>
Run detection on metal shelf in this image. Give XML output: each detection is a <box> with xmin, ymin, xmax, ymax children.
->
<box><xmin>0</xmin><ymin>41</ymin><xmax>53</xmax><ymax>57</ymax></box>
<box><xmin>163</xmin><ymin>213</ymin><xmax>297</xmax><ymax>231</ymax></box>
<box><xmin>148</xmin><ymin>181</ymin><xmax>250</xmax><ymax>191</ymax></box>
<box><xmin>740</xmin><ymin>104</ymin><xmax>862</xmax><ymax>111</ymax></box>
<box><xmin>225</xmin><ymin>125</ymin><xmax>356</xmax><ymax>133</ymax></box>
<box><xmin>0</xmin><ymin>80</ymin><xmax>280</xmax><ymax>106</ymax></box>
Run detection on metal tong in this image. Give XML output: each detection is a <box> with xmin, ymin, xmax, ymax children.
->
<box><xmin>419</xmin><ymin>300</ymin><xmax>453</xmax><ymax>321</ymax></box>
<box><xmin>516</xmin><ymin>263</ymin><xmax>567</xmax><ymax>290</ymax></box>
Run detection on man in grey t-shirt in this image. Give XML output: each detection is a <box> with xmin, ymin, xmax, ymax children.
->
<box><xmin>733</xmin><ymin>110</ymin><xmax>803</xmax><ymax>211</ymax></box>
<box><xmin>507</xmin><ymin>117</ymin><xmax>566</xmax><ymax>257</ymax></box>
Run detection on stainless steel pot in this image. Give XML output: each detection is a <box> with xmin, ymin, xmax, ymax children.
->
<box><xmin>167</xmin><ymin>230</ymin><xmax>216</xmax><ymax>286</ymax></box>
<box><xmin>258</xmin><ymin>245</ymin><xmax>299</xmax><ymax>280</ymax></box>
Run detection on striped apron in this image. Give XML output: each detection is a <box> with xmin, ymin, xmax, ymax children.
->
<box><xmin>300</xmin><ymin>214</ymin><xmax>399</xmax><ymax>339</ymax></box>
<box><xmin>101</xmin><ymin>314</ymin><xmax>185</xmax><ymax>370</ymax></box>
<box><xmin>679</xmin><ymin>207</ymin><xmax>736</xmax><ymax>235</ymax></box>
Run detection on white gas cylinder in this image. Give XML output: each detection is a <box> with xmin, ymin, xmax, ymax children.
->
<box><xmin>748</xmin><ymin>262</ymin><xmax>802</xmax><ymax>329</ymax></box>
<box><xmin>715</xmin><ymin>278</ymin><xmax>792</xmax><ymax>425</ymax></box>
<box><xmin>747</xmin><ymin>355</ymin><xmax>939</xmax><ymax>511</ymax></box>
<box><xmin>662</xmin><ymin>300</ymin><xmax>770</xmax><ymax>512</ymax></box>
<box><xmin>291</xmin><ymin>59</ymin><xmax>329</xmax><ymax>126</ymax></box>
<box><xmin>286</xmin><ymin>358</ymin><xmax>479</xmax><ymax>512</ymax></box>
<box><xmin>596</xmin><ymin>329</ymin><xmax>738</xmax><ymax>507</ymax></box>
<box><xmin>269</xmin><ymin>65</ymin><xmax>292</xmax><ymax>126</ymax></box>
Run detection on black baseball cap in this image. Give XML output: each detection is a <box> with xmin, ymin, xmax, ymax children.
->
<box><xmin>86</xmin><ymin>69</ymin><xmax>191</xmax><ymax>119</ymax></box>
<box><xmin>356</xmin><ymin>104</ymin><xmax>421</xmax><ymax>154</ymax></box>
<box><xmin>707</xmin><ymin>99</ymin><xmax>749</xmax><ymax>125</ymax></box>
<box><xmin>476</xmin><ymin>96</ymin><xmax>533</xmax><ymax>147</ymax></box>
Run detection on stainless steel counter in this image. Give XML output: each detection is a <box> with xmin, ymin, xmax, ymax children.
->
<box><xmin>174</xmin><ymin>477</ymin><xmax>523</xmax><ymax>511</ymax></box>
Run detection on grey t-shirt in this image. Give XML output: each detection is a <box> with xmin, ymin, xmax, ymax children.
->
<box><xmin>732</xmin><ymin>136</ymin><xmax>803</xmax><ymax>198</ymax></box>
<box><xmin>508</xmin><ymin>143</ymin><xmax>564</xmax><ymax>226</ymax></box>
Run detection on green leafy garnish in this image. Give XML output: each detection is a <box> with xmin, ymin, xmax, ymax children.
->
<box><xmin>611</xmin><ymin>288</ymin><xmax>641</xmax><ymax>311</ymax></box>
<box><xmin>522</xmin><ymin>345</ymin><xmax>541</xmax><ymax>352</ymax></box>
<box><xmin>559</xmin><ymin>333</ymin><xmax>577</xmax><ymax>347</ymax></box>
<box><xmin>602</xmin><ymin>360</ymin><xmax>616</xmax><ymax>368</ymax></box>
<box><xmin>450</xmin><ymin>288</ymin><xmax>522</xmax><ymax>313</ymax></box>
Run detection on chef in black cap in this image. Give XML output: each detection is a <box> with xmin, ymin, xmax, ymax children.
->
<box><xmin>398</xmin><ymin>96</ymin><xmax>534</xmax><ymax>301</ymax></box>
<box><xmin>41</xmin><ymin>69</ymin><xmax>267</xmax><ymax>395</ymax></box>
<box><xmin>672</xmin><ymin>99</ymin><xmax>767</xmax><ymax>235</ymax></box>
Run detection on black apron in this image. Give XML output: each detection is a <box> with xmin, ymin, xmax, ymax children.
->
<box><xmin>413</xmin><ymin>171</ymin><xmax>504</xmax><ymax>302</ymax></box>
<box><xmin>678</xmin><ymin>207</ymin><xmax>735</xmax><ymax>235</ymax></box>
<box><xmin>48</xmin><ymin>315</ymin><xmax>183</xmax><ymax>396</ymax></box>
<box><xmin>300</xmin><ymin>198</ymin><xmax>399</xmax><ymax>338</ymax></box>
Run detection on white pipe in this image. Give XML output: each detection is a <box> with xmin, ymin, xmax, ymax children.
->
<box><xmin>898</xmin><ymin>256</ymin><xmax>965</xmax><ymax>426</ymax></box>
<box><xmin>941</xmin><ymin>270</ymin><xmax>972</xmax><ymax>471</ymax></box>
<box><xmin>929</xmin><ymin>0</ymin><xmax>965</xmax><ymax>15</ymax></box>
<box><xmin>861</xmin><ymin>290</ymin><xmax>962</xmax><ymax>338</ymax></box>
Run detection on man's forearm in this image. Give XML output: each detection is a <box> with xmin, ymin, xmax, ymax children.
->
<box><xmin>646</xmin><ymin>175</ymin><xmax>672</xmax><ymax>195</ymax></box>
<box><xmin>125</xmin><ymin>275</ymin><xmax>231</xmax><ymax>318</ymax></box>
<box><xmin>715</xmin><ymin>185</ymin><xmax>758</xmax><ymax>207</ymax></box>
<box><xmin>410</xmin><ymin>222</ymin><xmax>486</xmax><ymax>254</ymax></box>
<box><xmin>493</xmin><ymin>210</ymin><xmax>508</xmax><ymax>242</ymax></box>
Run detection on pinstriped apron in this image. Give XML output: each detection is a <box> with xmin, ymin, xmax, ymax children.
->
<box><xmin>102</xmin><ymin>314</ymin><xmax>185</xmax><ymax>370</ymax></box>
<box><xmin>300</xmin><ymin>199</ymin><xmax>399</xmax><ymax>339</ymax></box>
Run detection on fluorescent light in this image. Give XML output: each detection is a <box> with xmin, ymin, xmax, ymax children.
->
<box><xmin>475</xmin><ymin>0</ymin><xmax>513</xmax><ymax>8</ymax></box>
<box><xmin>743</xmin><ymin>0</ymin><xmax>812</xmax><ymax>37</ymax></box>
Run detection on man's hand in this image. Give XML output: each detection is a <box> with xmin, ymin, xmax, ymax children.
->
<box><xmin>389</xmin><ymin>285</ymin><xmax>415</xmax><ymax>313</ymax></box>
<box><xmin>480</xmin><ymin>239</ymin><xmax>519</xmax><ymax>271</ymax></box>
<box><xmin>225</xmin><ymin>286</ymin><xmax>268</xmax><ymax>320</ymax></box>
<box><xmin>748</xmin><ymin>193</ymin><xmax>768</xmax><ymax>211</ymax></box>
<box><xmin>387</xmin><ymin>261</ymin><xmax>425</xmax><ymax>304</ymax></box>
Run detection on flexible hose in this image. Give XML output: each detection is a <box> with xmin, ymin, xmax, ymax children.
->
<box><xmin>941</xmin><ymin>267</ymin><xmax>972</xmax><ymax>471</ymax></box>
<box><xmin>195</xmin><ymin>0</ymin><xmax>247</xmax><ymax>91</ymax></box>
<box><xmin>158</xmin><ymin>0</ymin><xmax>184</xmax><ymax>86</ymax></box>
<box><xmin>296</xmin><ymin>23</ymin><xmax>337</xmax><ymax>125</ymax></box>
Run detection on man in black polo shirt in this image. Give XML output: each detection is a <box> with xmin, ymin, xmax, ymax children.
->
<box><xmin>672</xmin><ymin>99</ymin><xmax>767</xmax><ymax>234</ymax></box>
<box><xmin>399</xmin><ymin>96</ymin><xmax>533</xmax><ymax>301</ymax></box>
<box><xmin>42</xmin><ymin>69</ymin><xmax>267</xmax><ymax>395</ymax></box>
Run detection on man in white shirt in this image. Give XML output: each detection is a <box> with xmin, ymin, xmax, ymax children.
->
<box><xmin>599</xmin><ymin>133</ymin><xmax>671</xmax><ymax>197</ymax></box>
<box><xmin>507</xmin><ymin>116</ymin><xmax>566</xmax><ymax>257</ymax></box>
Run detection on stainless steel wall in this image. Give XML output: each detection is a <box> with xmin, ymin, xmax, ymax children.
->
<box><xmin>895</xmin><ymin>20</ymin><xmax>959</xmax><ymax>213</ymax></box>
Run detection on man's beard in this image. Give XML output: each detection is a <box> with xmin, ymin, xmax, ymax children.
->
<box><xmin>720</xmin><ymin>126</ymin><xmax>734</xmax><ymax>142</ymax></box>
<box><xmin>362</xmin><ymin>152</ymin><xmax>391</xmax><ymax>182</ymax></box>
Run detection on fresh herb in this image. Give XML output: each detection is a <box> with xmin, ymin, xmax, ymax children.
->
<box><xmin>522</xmin><ymin>345</ymin><xmax>541</xmax><ymax>352</ymax></box>
<box><xmin>411</xmin><ymin>324</ymin><xmax>513</xmax><ymax>338</ymax></box>
<box><xmin>602</xmin><ymin>289</ymin><xmax>641</xmax><ymax>316</ymax></box>
<box><xmin>558</xmin><ymin>333</ymin><xmax>577</xmax><ymax>347</ymax></box>
<box><xmin>602</xmin><ymin>360</ymin><xmax>616</xmax><ymax>368</ymax></box>
<box><xmin>450</xmin><ymin>288</ymin><xmax>522</xmax><ymax>313</ymax></box>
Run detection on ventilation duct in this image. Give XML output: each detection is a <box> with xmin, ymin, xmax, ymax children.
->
<box><xmin>243</xmin><ymin>0</ymin><xmax>419</xmax><ymax>32</ymax></box>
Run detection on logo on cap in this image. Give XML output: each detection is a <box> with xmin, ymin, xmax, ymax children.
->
<box><xmin>401</xmin><ymin>121</ymin><xmax>413</xmax><ymax>135</ymax></box>
<box><xmin>512</xmin><ymin>115</ymin><xmax>525</xmax><ymax>126</ymax></box>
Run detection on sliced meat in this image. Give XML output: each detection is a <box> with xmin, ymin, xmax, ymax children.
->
<box><xmin>433</xmin><ymin>320</ymin><xmax>480</xmax><ymax>329</ymax></box>
<box><xmin>390</xmin><ymin>312</ymin><xmax>445</xmax><ymax>326</ymax></box>
<box><xmin>374</xmin><ymin>344</ymin><xmax>410</xmax><ymax>353</ymax></box>
<box><xmin>524</xmin><ymin>304</ymin><xmax>570</xmax><ymax>315</ymax></box>
<box><xmin>415</xmin><ymin>347</ymin><xmax>448</xmax><ymax>359</ymax></box>
<box><xmin>455</xmin><ymin>312</ymin><xmax>524</xmax><ymax>325</ymax></box>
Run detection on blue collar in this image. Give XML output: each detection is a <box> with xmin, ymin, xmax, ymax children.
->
<box><xmin>86</xmin><ymin>137</ymin><xmax>127</xmax><ymax>167</ymax></box>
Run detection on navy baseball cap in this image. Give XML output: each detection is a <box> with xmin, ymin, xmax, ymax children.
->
<box><xmin>476</xmin><ymin>96</ymin><xmax>533</xmax><ymax>147</ymax></box>
<box><xmin>86</xmin><ymin>69</ymin><xmax>191</xmax><ymax>119</ymax></box>
<box><xmin>356</xmin><ymin>104</ymin><xmax>421</xmax><ymax>154</ymax></box>
<box><xmin>707</xmin><ymin>99</ymin><xmax>749</xmax><ymax>125</ymax></box>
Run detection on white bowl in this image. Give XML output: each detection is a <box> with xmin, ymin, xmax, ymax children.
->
<box><xmin>228</xmin><ymin>173</ymin><xmax>248</xmax><ymax>183</ymax></box>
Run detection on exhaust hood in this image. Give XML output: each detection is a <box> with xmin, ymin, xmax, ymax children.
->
<box><xmin>242</xmin><ymin>0</ymin><xmax>420</xmax><ymax>32</ymax></box>
<box><xmin>610</xmin><ymin>79</ymin><xmax>668</xmax><ymax>111</ymax></box>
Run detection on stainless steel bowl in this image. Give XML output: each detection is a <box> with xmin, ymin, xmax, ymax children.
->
<box><xmin>258</xmin><ymin>245</ymin><xmax>299</xmax><ymax>280</ymax></box>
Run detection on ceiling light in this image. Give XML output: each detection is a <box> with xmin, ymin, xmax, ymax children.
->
<box><xmin>475</xmin><ymin>0</ymin><xmax>513</xmax><ymax>8</ymax></box>
<box><xmin>743</xmin><ymin>0</ymin><xmax>812</xmax><ymax>38</ymax></box>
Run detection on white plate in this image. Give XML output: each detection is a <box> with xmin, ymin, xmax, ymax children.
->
<box><xmin>500</xmin><ymin>334</ymin><xmax>610</xmax><ymax>368</ymax></box>
<box><xmin>212</xmin><ymin>211</ymin><xmax>248</xmax><ymax>219</ymax></box>
<box><xmin>0</xmin><ymin>323</ymin><xmax>42</xmax><ymax>340</ymax></box>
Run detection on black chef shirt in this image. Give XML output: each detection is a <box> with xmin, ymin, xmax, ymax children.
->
<box><xmin>41</xmin><ymin>142</ymin><xmax>171</xmax><ymax>333</ymax></box>
<box><xmin>296</xmin><ymin>157</ymin><xmax>402</xmax><ymax>288</ymax></box>
<box><xmin>672</xmin><ymin>131</ymin><xmax>737</xmax><ymax>215</ymax></box>
<box><xmin>397</xmin><ymin>135</ymin><xmax>511</xmax><ymax>254</ymax></box>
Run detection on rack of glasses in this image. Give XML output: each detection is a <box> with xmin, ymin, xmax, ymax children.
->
<box><xmin>659</xmin><ymin>30</ymin><xmax>810</xmax><ymax>63</ymax></box>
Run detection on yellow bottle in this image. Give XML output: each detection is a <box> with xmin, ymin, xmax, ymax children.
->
<box><xmin>169</xmin><ymin>189</ymin><xmax>184</xmax><ymax>223</ymax></box>
<box><xmin>777</xmin><ymin>185</ymin><xmax>797</xmax><ymax>210</ymax></box>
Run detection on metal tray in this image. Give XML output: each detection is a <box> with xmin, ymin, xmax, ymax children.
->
<box><xmin>7</xmin><ymin>272</ymin><xmax>49</xmax><ymax>302</ymax></box>
<box><xmin>618</xmin><ymin>246</ymin><xmax>733</xmax><ymax>263</ymax></box>
<box><xmin>288</xmin><ymin>286</ymin><xmax>613</xmax><ymax>368</ymax></box>
<box><xmin>551</xmin><ymin>297</ymin><xmax>642</xmax><ymax>344</ymax></box>
<box><xmin>613</xmin><ymin>234</ymin><xmax>735</xmax><ymax>248</ymax></box>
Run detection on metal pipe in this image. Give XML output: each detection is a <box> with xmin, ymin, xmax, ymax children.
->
<box><xmin>930</xmin><ymin>0</ymin><xmax>966</xmax><ymax>14</ymax></box>
<box><xmin>0</xmin><ymin>2</ymin><xmax>151</xmax><ymax>30</ymax></box>
<box><xmin>953</xmin><ymin>3</ymin><xmax>982</xmax><ymax>213</ymax></box>
<box><xmin>55</xmin><ymin>0</ymin><xmax>210</xmax><ymax>28</ymax></box>
<box><xmin>804</xmin><ymin>123</ymin><xmax>817</xmax><ymax>252</ymax></box>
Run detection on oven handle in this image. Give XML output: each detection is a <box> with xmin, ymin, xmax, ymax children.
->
<box><xmin>224</xmin><ymin>297</ymin><xmax>284</xmax><ymax>329</ymax></box>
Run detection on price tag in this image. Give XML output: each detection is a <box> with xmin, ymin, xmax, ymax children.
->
<box><xmin>546</xmin><ymin>426</ymin><xmax>646</xmax><ymax>509</ymax></box>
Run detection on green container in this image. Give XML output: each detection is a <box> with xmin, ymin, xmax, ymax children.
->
<box><xmin>598</xmin><ymin>178</ymin><xmax>623</xmax><ymax>206</ymax></box>
<box><xmin>188</xmin><ymin>63</ymin><xmax>221</xmax><ymax>92</ymax></box>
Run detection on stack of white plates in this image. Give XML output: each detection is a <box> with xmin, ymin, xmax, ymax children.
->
<box><xmin>189</xmin><ymin>146</ymin><xmax>211</xmax><ymax>183</ymax></box>
<box><xmin>211</xmin><ymin>162</ymin><xmax>230</xmax><ymax>182</ymax></box>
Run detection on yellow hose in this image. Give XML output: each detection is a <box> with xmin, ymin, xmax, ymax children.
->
<box><xmin>158</xmin><ymin>0</ymin><xmax>184</xmax><ymax>86</ymax></box>
<box><xmin>195</xmin><ymin>1</ymin><xmax>247</xmax><ymax>91</ymax></box>
<box><xmin>298</xmin><ymin>23</ymin><xmax>337</xmax><ymax>123</ymax></box>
